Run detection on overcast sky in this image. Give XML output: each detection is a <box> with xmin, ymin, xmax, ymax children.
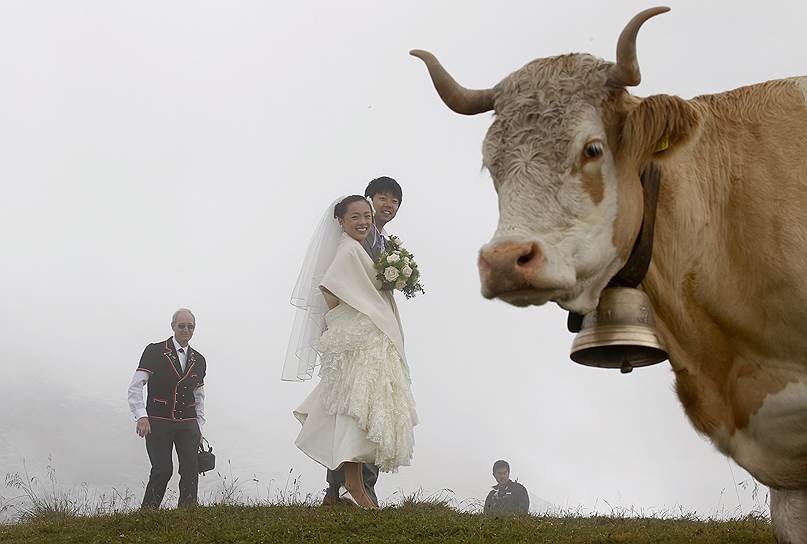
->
<box><xmin>2</xmin><ymin>0</ymin><xmax>804</xmax><ymax>516</ymax></box>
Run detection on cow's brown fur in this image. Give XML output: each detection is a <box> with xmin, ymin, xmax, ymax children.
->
<box><xmin>640</xmin><ymin>79</ymin><xmax>807</xmax><ymax>456</ymax></box>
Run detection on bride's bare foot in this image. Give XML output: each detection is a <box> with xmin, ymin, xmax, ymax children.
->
<box><xmin>344</xmin><ymin>462</ymin><xmax>379</xmax><ymax>509</ymax></box>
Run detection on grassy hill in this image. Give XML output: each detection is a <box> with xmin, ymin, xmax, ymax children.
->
<box><xmin>0</xmin><ymin>502</ymin><xmax>775</xmax><ymax>544</ymax></box>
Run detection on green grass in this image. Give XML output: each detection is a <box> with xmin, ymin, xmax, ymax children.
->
<box><xmin>0</xmin><ymin>503</ymin><xmax>775</xmax><ymax>544</ymax></box>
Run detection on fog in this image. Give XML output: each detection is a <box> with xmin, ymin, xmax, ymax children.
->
<box><xmin>2</xmin><ymin>0</ymin><xmax>803</xmax><ymax>517</ymax></box>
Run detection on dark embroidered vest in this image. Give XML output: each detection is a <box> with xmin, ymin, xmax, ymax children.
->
<box><xmin>136</xmin><ymin>338</ymin><xmax>206</xmax><ymax>422</ymax></box>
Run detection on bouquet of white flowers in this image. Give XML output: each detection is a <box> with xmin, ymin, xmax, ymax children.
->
<box><xmin>374</xmin><ymin>236</ymin><xmax>425</xmax><ymax>299</ymax></box>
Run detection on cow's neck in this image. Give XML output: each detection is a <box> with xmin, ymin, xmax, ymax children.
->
<box><xmin>640</xmin><ymin>78</ymin><xmax>807</xmax><ymax>444</ymax></box>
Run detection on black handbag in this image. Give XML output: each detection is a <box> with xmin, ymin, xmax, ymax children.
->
<box><xmin>198</xmin><ymin>437</ymin><xmax>215</xmax><ymax>474</ymax></box>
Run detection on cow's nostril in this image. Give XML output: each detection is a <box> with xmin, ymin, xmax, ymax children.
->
<box><xmin>517</xmin><ymin>245</ymin><xmax>537</xmax><ymax>266</ymax></box>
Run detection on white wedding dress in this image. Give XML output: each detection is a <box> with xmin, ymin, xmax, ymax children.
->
<box><xmin>293</xmin><ymin>233</ymin><xmax>418</xmax><ymax>473</ymax></box>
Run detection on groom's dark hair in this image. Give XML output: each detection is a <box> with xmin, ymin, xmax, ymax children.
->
<box><xmin>365</xmin><ymin>176</ymin><xmax>403</xmax><ymax>204</ymax></box>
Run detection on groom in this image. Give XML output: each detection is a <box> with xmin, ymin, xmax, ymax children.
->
<box><xmin>362</xmin><ymin>176</ymin><xmax>402</xmax><ymax>260</ymax></box>
<box><xmin>322</xmin><ymin>175</ymin><xmax>403</xmax><ymax>507</ymax></box>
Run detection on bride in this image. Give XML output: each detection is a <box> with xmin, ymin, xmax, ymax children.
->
<box><xmin>283</xmin><ymin>195</ymin><xmax>418</xmax><ymax>508</ymax></box>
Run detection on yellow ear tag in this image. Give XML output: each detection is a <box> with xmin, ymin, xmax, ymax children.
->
<box><xmin>654</xmin><ymin>134</ymin><xmax>670</xmax><ymax>153</ymax></box>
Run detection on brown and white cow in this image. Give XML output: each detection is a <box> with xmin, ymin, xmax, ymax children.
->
<box><xmin>413</xmin><ymin>6</ymin><xmax>807</xmax><ymax>543</ymax></box>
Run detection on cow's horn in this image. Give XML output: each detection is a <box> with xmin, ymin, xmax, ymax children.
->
<box><xmin>410</xmin><ymin>49</ymin><xmax>495</xmax><ymax>115</ymax></box>
<box><xmin>607</xmin><ymin>6</ymin><xmax>670</xmax><ymax>88</ymax></box>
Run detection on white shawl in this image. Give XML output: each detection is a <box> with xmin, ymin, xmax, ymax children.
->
<box><xmin>320</xmin><ymin>233</ymin><xmax>405</xmax><ymax>360</ymax></box>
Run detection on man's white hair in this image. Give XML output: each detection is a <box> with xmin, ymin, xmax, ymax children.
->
<box><xmin>171</xmin><ymin>308</ymin><xmax>196</xmax><ymax>326</ymax></box>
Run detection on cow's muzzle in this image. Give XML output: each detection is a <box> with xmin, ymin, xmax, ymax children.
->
<box><xmin>478</xmin><ymin>240</ymin><xmax>575</xmax><ymax>306</ymax></box>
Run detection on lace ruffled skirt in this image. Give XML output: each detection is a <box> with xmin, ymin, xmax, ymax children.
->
<box><xmin>294</xmin><ymin>303</ymin><xmax>418</xmax><ymax>472</ymax></box>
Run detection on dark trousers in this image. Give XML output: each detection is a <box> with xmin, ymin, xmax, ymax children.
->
<box><xmin>141</xmin><ymin>419</ymin><xmax>201</xmax><ymax>508</ymax></box>
<box><xmin>326</xmin><ymin>464</ymin><xmax>379</xmax><ymax>506</ymax></box>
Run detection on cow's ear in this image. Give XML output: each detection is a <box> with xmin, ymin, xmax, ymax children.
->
<box><xmin>619</xmin><ymin>94</ymin><xmax>701</xmax><ymax>163</ymax></box>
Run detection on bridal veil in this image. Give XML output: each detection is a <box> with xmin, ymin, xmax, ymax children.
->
<box><xmin>282</xmin><ymin>198</ymin><xmax>344</xmax><ymax>381</ymax></box>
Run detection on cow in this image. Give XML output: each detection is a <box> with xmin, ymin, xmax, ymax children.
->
<box><xmin>412</xmin><ymin>6</ymin><xmax>807</xmax><ymax>543</ymax></box>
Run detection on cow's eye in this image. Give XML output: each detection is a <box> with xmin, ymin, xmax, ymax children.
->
<box><xmin>583</xmin><ymin>142</ymin><xmax>603</xmax><ymax>159</ymax></box>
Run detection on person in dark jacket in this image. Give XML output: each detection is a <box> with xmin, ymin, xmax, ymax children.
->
<box><xmin>483</xmin><ymin>459</ymin><xmax>530</xmax><ymax>515</ymax></box>
<box><xmin>127</xmin><ymin>308</ymin><xmax>207</xmax><ymax>508</ymax></box>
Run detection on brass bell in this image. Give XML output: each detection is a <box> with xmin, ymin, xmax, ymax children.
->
<box><xmin>570</xmin><ymin>287</ymin><xmax>668</xmax><ymax>373</ymax></box>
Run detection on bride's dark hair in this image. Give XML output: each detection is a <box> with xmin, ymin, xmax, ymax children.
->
<box><xmin>334</xmin><ymin>195</ymin><xmax>371</xmax><ymax>219</ymax></box>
